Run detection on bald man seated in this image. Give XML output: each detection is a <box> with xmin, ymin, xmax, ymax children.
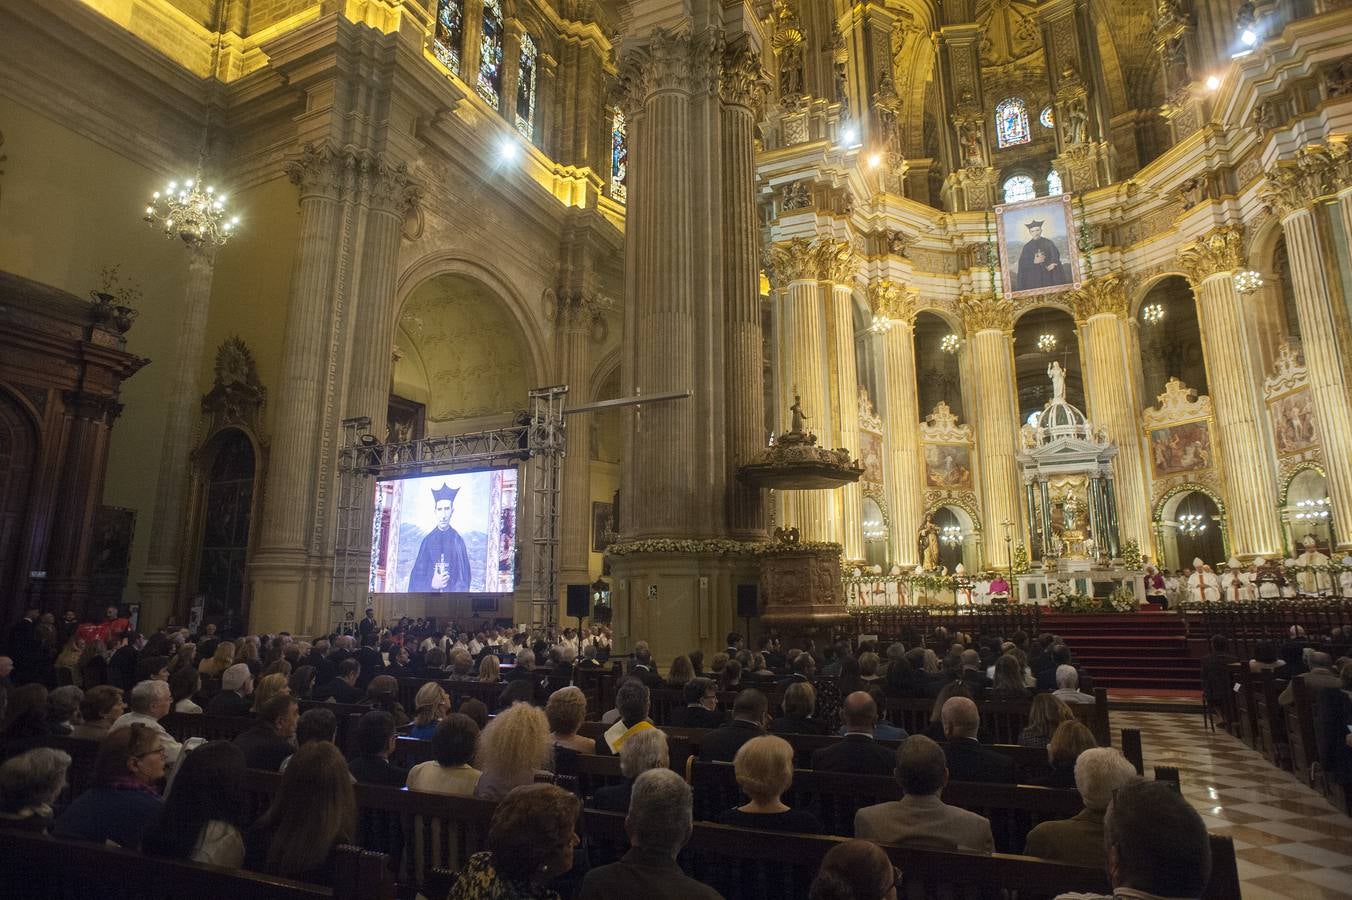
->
<box><xmin>941</xmin><ymin>697</ymin><xmax>1016</xmax><ymax>784</ymax></box>
<box><xmin>810</xmin><ymin>692</ymin><xmax>897</xmax><ymax>776</ymax></box>
<box><xmin>854</xmin><ymin>734</ymin><xmax>994</xmax><ymax>852</ymax></box>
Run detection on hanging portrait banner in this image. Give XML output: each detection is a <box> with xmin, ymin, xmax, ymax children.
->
<box><xmin>995</xmin><ymin>193</ymin><xmax>1082</xmax><ymax>299</ymax></box>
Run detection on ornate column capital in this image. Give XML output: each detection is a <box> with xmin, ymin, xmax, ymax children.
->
<box><xmin>812</xmin><ymin>239</ymin><xmax>857</xmax><ymax>285</ymax></box>
<box><xmin>767</xmin><ymin>237</ymin><xmax>817</xmax><ymax>285</ymax></box>
<box><xmin>1071</xmin><ymin>272</ymin><xmax>1129</xmax><ymax>324</ymax></box>
<box><xmin>1260</xmin><ymin>138</ymin><xmax>1350</xmax><ymax>219</ymax></box>
<box><xmin>959</xmin><ymin>293</ymin><xmax>1015</xmax><ymax>336</ymax></box>
<box><xmin>719</xmin><ymin>41</ymin><xmax>770</xmax><ymax>110</ymax></box>
<box><xmin>867</xmin><ymin>279</ymin><xmax>916</xmax><ymax>324</ymax></box>
<box><xmin>1177</xmin><ymin>225</ymin><xmax>1245</xmax><ymax>283</ymax></box>
<box><xmin>284</xmin><ymin>142</ymin><xmax>421</xmax><ymax>217</ymax></box>
<box><xmin>616</xmin><ymin>27</ymin><xmax>725</xmax><ymax>115</ymax></box>
<box><xmin>557</xmin><ymin>290</ymin><xmax>605</xmax><ymax>334</ymax></box>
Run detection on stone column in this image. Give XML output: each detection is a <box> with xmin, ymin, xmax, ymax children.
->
<box><xmin>720</xmin><ymin>40</ymin><xmax>769</xmax><ymax>540</ymax></box>
<box><xmin>250</xmin><ymin>143</ymin><xmax>352</xmax><ymax>634</ymax></box>
<box><xmin>138</xmin><ymin>244</ymin><xmax>216</xmax><ymax>630</ymax></box>
<box><xmin>821</xmin><ymin>241</ymin><xmax>863</xmax><ymax>560</ymax></box>
<box><xmin>1178</xmin><ymin>226</ymin><xmax>1284</xmax><ymax>558</ymax></box>
<box><xmin>1072</xmin><ymin>273</ymin><xmax>1154</xmax><ymax>557</ymax></box>
<box><xmin>557</xmin><ymin>292</ymin><xmax>598</xmax><ymax>598</ymax></box>
<box><xmin>872</xmin><ymin>280</ymin><xmax>923</xmax><ymax>566</ymax></box>
<box><xmin>769</xmin><ymin>238</ymin><xmax>835</xmax><ymax>543</ymax></box>
<box><xmin>1263</xmin><ymin>145</ymin><xmax>1352</xmax><ymax>550</ymax></box>
<box><xmin>960</xmin><ymin>294</ymin><xmax>1021</xmax><ymax>567</ymax></box>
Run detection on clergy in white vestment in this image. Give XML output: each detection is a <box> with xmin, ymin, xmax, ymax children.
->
<box><xmin>1187</xmin><ymin>558</ymin><xmax>1220</xmax><ymax>603</ymax></box>
<box><xmin>1253</xmin><ymin>557</ymin><xmax>1282</xmax><ymax>600</ymax></box>
<box><xmin>1339</xmin><ymin>556</ymin><xmax>1352</xmax><ymax>600</ymax></box>
<box><xmin>1294</xmin><ymin>535</ymin><xmax>1333</xmax><ymax>594</ymax></box>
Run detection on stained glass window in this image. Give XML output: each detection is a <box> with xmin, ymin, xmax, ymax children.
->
<box><xmin>477</xmin><ymin>0</ymin><xmax>504</xmax><ymax>109</ymax></box>
<box><xmin>433</xmin><ymin>0</ymin><xmax>464</xmax><ymax>74</ymax></box>
<box><xmin>516</xmin><ymin>33</ymin><xmax>538</xmax><ymax>140</ymax></box>
<box><xmin>610</xmin><ymin>108</ymin><xmax>627</xmax><ymax>203</ymax></box>
<box><xmin>1047</xmin><ymin>169</ymin><xmax>1063</xmax><ymax>196</ymax></box>
<box><xmin>1003</xmin><ymin>174</ymin><xmax>1035</xmax><ymax>204</ymax></box>
<box><xmin>995</xmin><ymin>97</ymin><xmax>1031</xmax><ymax>148</ymax></box>
<box><xmin>1039</xmin><ymin>105</ymin><xmax>1054</xmax><ymax>129</ymax></box>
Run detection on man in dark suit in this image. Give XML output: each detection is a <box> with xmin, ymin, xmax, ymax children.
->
<box><xmin>205</xmin><ymin>663</ymin><xmax>254</xmax><ymax>715</ymax></box>
<box><xmin>775</xmin><ymin>651</ymin><xmax>816</xmax><ymax>688</ymax></box>
<box><xmin>941</xmin><ymin>696</ymin><xmax>1016</xmax><ymax>783</ymax></box>
<box><xmin>724</xmin><ymin>632</ymin><xmax>743</xmax><ymax>657</ymax></box>
<box><xmin>669</xmin><ymin>677</ymin><xmax>724</xmax><ymax>729</ymax></box>
<box><xmin>578</xmin><ymin>768</ymin><xmax>721</xmax><ymax>900</ymax></box>
<box><xmin>959</xmin><ymin>650</ymin><xmax>992</xmax><ymax>692</ymax></box>
<box><xmin>354</xmin><ymin>633</ymin><xmax>384</xmax><ymax>689</ymax></box>
<box><xmin>347</xmin><ymin>710</ymin><xmax>409</xmax><ymax>786</ymax></box>
<box><xmin>233</xmin><ymin>695</ymin><xmax>299</xmax><ymax>771</ymax></box>
<box><xmin>314</xmin><ymin>658</ymin><xmax>363</xmax><ymax>704</ymax></box>
<box><xmin>698</xmin><ymin>689</ymin><xmax>767</xmax><ymax>762</ymax></box>
<box><xmin>811</xmin><ymin>691</ymin><xmax>897</xmax><ymax>776</ymax></box>
<box><xmin>629</xmin><ymin>647</ymin><xmax>664</xmax><ymax>691</ymax></box>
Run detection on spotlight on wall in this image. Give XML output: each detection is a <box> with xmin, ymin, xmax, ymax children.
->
<box><xmin>1205</xmin><ymin>75</ymin><xmax>1221</xmax><ymax>91</ymax></box>
<box><xmin>499</xmin><ymin>137</ymin><xmax>520</xmax><ymax>161</ymax></box>
<box><xmin>867</xmin><ymin>152</ymin><xmax>883</xmax><ymax>169</ymax></box>
<box><xmin>841</xmin><ymin>126</ymin><xmax>859</xmax><ymax>145</ymax></box>
<box><xmin>1240</xmin><ymin>28</ymin><xmax>1257</xmax><ymax>46</ymax></box>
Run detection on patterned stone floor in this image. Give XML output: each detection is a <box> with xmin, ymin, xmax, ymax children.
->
<box><xmin>1114</xmin><ymin>710</ymin><xmax>1352</xmax><ymax>899</ymax></box>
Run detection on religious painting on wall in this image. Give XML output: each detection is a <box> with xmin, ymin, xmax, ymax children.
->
<box><xmin>924</xmin><ymin>444</ymin><xmax>973</xmax><ymax>490</ymax></box>
<box><xmin>1269</xmin><ymin>389</ymin><xmax>1320</xmax><ymax>456</ymax></box>
<box><xmin>386</xmin><ymin>395</ymin><xmax>425</xmax><ymax>445</ymax></box>
<box><xmin>90</xmin><ymin>505</ymin><xmax>136</xmax><ymax>608</ymax></box>
<box><xmin>859</xmin><ymin>430</ymin><xmax>884</xmax><ymax>485</ymax></box>
<box><xmin>1149</xmin><ymin>421</ymin><xmax>1212</xmax><ymax>476</ymax></box>
<box><xmin>592</xmin><ymin>501</ymin><xmax>615</xmax><ymax>553</ymax></box>
<box><xmin>995</xmin><ymin>193</ymin><xmax>1081</xmax><ymax>299</ymax></box>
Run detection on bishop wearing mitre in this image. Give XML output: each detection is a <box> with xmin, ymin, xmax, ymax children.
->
<box><xmin>1187</xmin><ymin>558</ymin><xmax>1220</xmax><ymax>603</ymax></box>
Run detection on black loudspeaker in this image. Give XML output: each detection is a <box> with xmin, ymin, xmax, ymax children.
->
<box><xmin>736</xmin><ymin>584</ymin><xmax>759</xmax><ymax>619</ymax></box>
<box><xmin>566</xmin><ymin>584</ymin><xmax>589</xmax><ymax>619</ymax></box>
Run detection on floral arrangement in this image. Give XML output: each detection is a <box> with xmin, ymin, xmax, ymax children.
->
<box><xmin>1048</xmin><ymin>581</ymin><xmax>1137</xmax><ymax>613</ymax></box>
<box><xmin>1120</xmin><ymin>539</ymin><xmax>1143</xmax><ymax>571</ymax></box>
<box><xmin>606</xmin><ymin>538</ymin><xmax>843</xmax><ymax>558</ymax></box>
<box><xmin>1011</xmin><ymin>543</ymin><xmax>1031</xmax><ymax>575</ymax></box>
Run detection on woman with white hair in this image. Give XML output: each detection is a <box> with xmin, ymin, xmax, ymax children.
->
<box><xmin>1023</xmin><ymin>746</ymin><xmax>1138</xmax><ymax>867</ymax></box>
<box><xmin>0</xmin><ymin>747</ymin><xmax>71</xmax><ymax>832</ymax></box>
<box><xmin>590</xmin><ymin>727</ymin><xmax>669</xmax><ymax>812</ymax></box>
<box><xmin>716</xmin><ymin>735</ymin><xmax>822</xmax><ymax>833</ymax></box>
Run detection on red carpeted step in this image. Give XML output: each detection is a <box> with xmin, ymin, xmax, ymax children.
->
<box><xmin>1039</xmin><ymin>609</ymin><xmax>1199</xmax><ymax>690</ymax></box>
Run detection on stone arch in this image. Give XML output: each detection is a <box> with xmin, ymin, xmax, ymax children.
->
<box><xmin>1154</xmin><ymin>482</ymin><xmax>1227</xmax><ymax>523</ymax></box>
<box><xmin>924</xmin><ymin>496</ymin><xmax>982</xmax><ymax>535</ymax></box>
<box><xmin>184</xmin><ymin>426</ymin><xmax>262</xmax><ymax>624</ymax></box>
<box><xmin>588</xmin><ymin>346</ymin><xmax>622</xmax><ymax>404</ymax></box>
<box><xmin>1278</xmin><ymin>462</ymin><xmax>1326</xmax><ymax>507</ymax></box>
<box><xmin>1129</xmin><ymin>271</ymin><xmax>1193</xmax><ymax>319</ymax></box>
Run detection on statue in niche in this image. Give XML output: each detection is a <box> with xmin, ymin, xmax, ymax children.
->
<box><xmin>1048</xmin><ymin>361</ymin><xmax>1067</xmax><ymax>403</ymax></box>
<box><xmin>1163</xmin><ymin>35</ymin><xmax>1189</xmax><ymax>87</ymax></box>
<box><xmin>918</xmin><ymin>520</ymin><xmax>940</xmax><ymax>571</ymax></box>
<box><xmin>957</xmin><ymin>120</ymin><xmax>985</xmax><ymax>167</ymax></box>
<box><xmin>1063</xmin><ymin>96</ymin><xmax>1089</xmax><ymax>144</ymax></box>
<box><xmin>789</xmin><ymin>390</ymin><xmax>810</xmax><ymax>434</ymax></box>
<box><xmin>778</xmin><ymin>46</ymin><xmax>804</xmax><ymax>97</ymax></box>
<box><xmin>834</xmin><ymin>58</ymin><xmax>849</xmax><ymax>104</ymax></box>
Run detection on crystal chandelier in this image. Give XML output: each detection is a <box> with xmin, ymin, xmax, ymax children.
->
<box><xmin>863</xmin><ymin>516</ymin><xmax>887</xmax><ymax>541</ymax></box>
<box><xmin>940</xmin><ymin>525</ymin><xmax>964</xmax><ymax>546</ymax></box>
<box><xmin>145</xmin><ymin>178</ymin><xmax>238</xmax><ymax>247</ymax></box>
<box><xmin>1142</xmin><ymin>303</ymin><xmax>1164</xmax><ymax>324</ymax></box>
<box><xmin>1037</xmin><ymin>333</ymin><xmax>1057</xmax><ymax>353</ymax></box>
<box><xmin>1292</xmin><ymin>498</ymin><xmax>1331</xmax><ymax>521</ymax></box>
<box><xmin>1178</xmin><ymin>513</ymin><xmax>1208</xmax><ymax>536</ymax></box>
<box><xmin>868</xmin><ymin>314</ymin><xmax>893</xmax><ymax>335</ymax></box>
<box><xmin>1233</xmin><ymin>270</ymin><xmax>1264</xmax><ymax>295</ymax></box>
<box><xmin>941</xmin><ymin>333</ymin><xmax>961</xmax><ymax>354</ymax></box>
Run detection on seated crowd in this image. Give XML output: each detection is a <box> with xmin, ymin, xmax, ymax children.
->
<box><xmin>0</xmin><ymin>612</ymin><xmax>1224</xmax><ymax>899</ymax></box>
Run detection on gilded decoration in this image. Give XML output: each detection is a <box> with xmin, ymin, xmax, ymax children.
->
<box><xmin>767</xmin><ymin>237</ymin><xmax>817</xmax><ymax>284</ymax></box>
<box><xmin>1143</xmin><ymin>378</ymin><xmax>1214</xmax><ymax>483</ymax></box>
<box><xmin>920</xmin><ymin>401</ymin><xmax>974</xmax><ymax>445</ymax></box>
<box><xmin>923</xmin><ymin>493</ymin><xmax>983</xmax><ymax>535</ymax></box>
<box><xmin>1070</xmin><ymin>273</ymin><xmax>1129</xmax><ymax>323</ymax></box>
<box><xmin>958</xmin><ymin>293</ymin><xmax>1015</xmax><ymax>335</ymax></box>
<box><xmin>1264</xmin><ymin>341</ymin><xmax>1309</xmax><ymax>399</ymax></box>
<box><xmin>812</xmin><ymin>239</ymin><xmax>857</xmax><ymax>284</ymax></box>
<box><xmin>1278</xmin><ymin>459</ymin><xmax>1327</xmax><ymax>505</ymax></box>
<box><xmin>1260</xmin><ymin>138</ymin><xmax>1351</xmax><ymax>219</ymax></box>
<box><xmin>1265</xmin><ymin>343</ymin><xmax>1321</xmax><ymax>459</ymax></box>
<box><xmin>867</xmin><ymin>279</ymin><xmax>916</xmax><ymax>323</ymax></box>
<box><xmin>1176</xmin><ymin>225</ymin><xmax>1245</xmax><ymax>282</ymax></box>
<box><xmin>1142</xmin><ymin>377</ymin><xmax>1213</xmax><ymax>430</ymax></box>
<box><xmin>976</xmin><ymin>0</ymin><xmax>1042</xmax><ymax>68</ymax></box>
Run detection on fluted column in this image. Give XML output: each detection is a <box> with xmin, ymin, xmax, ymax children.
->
<box><xmin>960</xmin><ymin>295</ymin><xmax>1021</xmax><ymax>567</ymax></box>
<box><xmin>720</xmin><ymin>41</ymin><xmax>769</xmax><ymax>540</ymax></box>
<box><xmin>1178</xmin><ymin>227</ymin><xmax>1283</xmax><ymax>558</ymax></box>
<box><xmin>557</xmin><ymin>293</ymin><xmax>598</xmax><ymax>593</ymax></box>
<box><xmin>1263</xmin><ymin>145</ymin><xmax>1352</xmax><ymax>550</ymax></box>
<box><xmin>1072</xmin><ymin>273</ymin><xmax>1153</xmax><ymax>557</ymax></box>
<box><xmin>873</xmin><ymin>281</ymin><xmax>923</xmax><ymax>566</ymax></box>
<box><xmin>138</xmin><ymin>245</ymin><xmax>216</xmax><ymax>630</ymax></box>
<box><xmin>821</xmin><ymin>241</ymin><xmax>863</xmax><ymax>560</ymax></box>
<box><xmin>769</xmin><ymin>238</ymin><xmax>834</xmax><ymax>542</ymax></box>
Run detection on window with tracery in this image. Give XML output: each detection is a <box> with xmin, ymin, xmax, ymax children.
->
<box><xmin>433</xmin><ymin>0</ymin><xmax>464</xmax><ymax>73</ymax></box>
<box><xmin>516</xmin><ymin>33</ymin><xmax>538</xmax><ymax>140</ymax></box>
<box><xmin>477</xmin><ymin>0</ymin><xmax>504</xmax><ymax>109</ymax></box>
<box><xmin>995</xmin><ymin>97</ymin><xmax>1031</xmax><ymax>148</ymax></box>
<box><xmin>1003</xmin><ymin>174</ymin><xmax>1035</xmax><ymax>204</ymax></box>
<box><xmin>1047</xmin><ymin>169</ymin><xmax>1063</xmax><ymax>196</ymax></box>
<box><xmin>610</xmin><ymin>108</ymin><xmax>627</xmax><ymax>203</ymax></box>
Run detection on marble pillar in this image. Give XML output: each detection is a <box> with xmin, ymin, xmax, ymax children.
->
<box><xmin>1264</xmin><ymin>149</ymin><xmax>1352</xmax><ymax>550</ymax></box>
<box><xmin>138</xmin><ymin>245</ymin><xmax>216</xmax><ymax>630</ymax></box>
<box><xmin>1073</xmin><ymin>273</ymin><xmax>1154</xmax><ymax>556</ymax></box>
<box><xmin>960</xmin><ymin>294</ymin><xmax>1021</xmax><ymax>567</ymax></box>
<box><xmin>822</xmin><ymin>242</ymin><xmax>863</xmax><ymax>560</ymax></box>
<box><xmin>873</xmin><ymin>281</ymin><xmax>923</xmax><ymax>566</ymax></box>
<box><xmin>1179</xmin><ymin>226</ymin><xmax>1283</xmax><ymax>558</ymax></box>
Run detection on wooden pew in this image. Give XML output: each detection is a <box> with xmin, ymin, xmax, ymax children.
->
<box><xmin>0</xmin><ymin>829</ymin><xmax>393</xmax><ymax>900</ymax></box>
<box><xmin>881</xmin><ymin>688</ymin><xmax>1111</xmax><ymax>747</ymax></box>
<box><xmin>160</xmin><ymin>711</ymin><xmax>255</xmax><ymax>743</ymax></box>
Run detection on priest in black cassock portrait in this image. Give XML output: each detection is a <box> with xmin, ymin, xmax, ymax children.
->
<box><xmin>1014</xmin><ymin>220</ymin><xmax>1070</xmax><ymax>292</ymax></box>
<box><xmin>408</xmin><ymin>483</ymin><xmax>472</xmax><ymax>592</ymax></box>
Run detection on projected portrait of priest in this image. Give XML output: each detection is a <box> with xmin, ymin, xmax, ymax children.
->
<box><xmin>1015</xmin><ymin>219</ymin><xmax>1069</xmax><ymax>292</ymax></box>
<box><xmin>409</xmin><ymin>483</ymin><xmax>472</xmax><ymax>592</ymax></box>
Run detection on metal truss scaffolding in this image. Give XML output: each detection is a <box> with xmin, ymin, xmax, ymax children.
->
<box><xmin>333</xmin><ymin>386</ymin><xmax>568</xmax><ymax>631</ymax></box>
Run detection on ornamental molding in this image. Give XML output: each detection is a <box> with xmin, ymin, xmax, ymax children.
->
<box><xmin>719</xmin><ymin>41</ymin><xmax>770</xmax><ymax>110</ymax></box>
<box><xmin>1071</xmin><ymin>273</ymin><xmax>1129</xmax><ymax>323</ymax></box>
<box><xmin>867</xmin><ymin>279</ymin><xmax>916</xmax><ymax>323</ymax></box>
<box><xmin>1176</xmin><ymin>225</ymin><xmax>1245</xmax><ymax>282</ymax></box>
<box><xmin>1260</xmin><ymin>137</ymin><xmax>1352</xmax><ymax>220</ymax></box>
<box><xmin>812</xmin><ymin>239</ymin><xmax>857</xmax><ymax>284</ymax></box>
<box><xmin>615</xmin><ymin>27</ymin><xmax>725</xmax><ymax>115</ymax></box>
<box><xmin>202</xmin><ymin>336</ymin><xmax>266</xmax><ymax>437</ymax></box>
<box><xmin>284</xmin><ymin>142</ymin><xmax>421</xmax><ymax>216</ymax></box>
<box><xmin>556</xmin><ymin>290</ymin><xmax>607</xmax><ymax>334</ymax></box>
<box><xmin>958</xmin><ymin>293</ymin><xmax>1015</xmax><ymax>335</ymax></box>
<box><xmin>767</xmin><ymin>237</ymin><xmax>817</xmax><ymax>284</ymax></box>
<box><xmin>1142</xmin><ymin>376</ymin><xmax>1212</xmax><ymax>429</ymax></box>
<box><xmin>920</xmin><ymin>401</ymin><xmax>973</xmax><ymax>444</ymax></box>
<box><xmin>1264</xmin><ymin>341</ymin><xmax>1309</xmax><ymax>398</ymax></box>
<box><xmin>858</xmin><ymin>387</ymin><xmax>884</xmax><ymax>434</ymax></box>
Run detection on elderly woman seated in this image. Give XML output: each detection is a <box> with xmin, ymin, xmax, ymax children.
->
<box><xmin>1031</xmin><ymin>720</ymin><xmax>1098</xmax><ymax>790</ymax></box>
<box><xmin>590</xmin><ymin>727</ymin><xmax>669</xmax><ymax>813</ymax></box>
<box><xmin>54</xmin><ymin>723</ymin><xmax>164</xmax><ymax>847</ymax></box>
<box><xmin>71</xmin><ymin>685</ymin><xmax>125</xmax><ymax>741</ymax></box>
<box><xmin>1024</xmin><ymin>747</ymin><xmax>1139</xmax><ymax>868</ymax></box>
<box><xmin>0</xmin><ymin>747</ymin><xmax>71</xmax><ymax>832</ymax></box>
<box><xmin>547</xmin><ymin>686</ymin><xmax>594</xmax><ymax>755</ymax></box>
<box><xmin>716</xmin><ymin>735</ymin><xmax>822</xmax><ymax>833</ymax></box>
<box><xmin>450</xmin><ymin>784</ymin><xmax>581</xmax><ymax>900</ymax></box>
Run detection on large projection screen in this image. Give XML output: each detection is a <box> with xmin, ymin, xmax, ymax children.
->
<box><xmin>370</xmin><ymin>468</ymin><xmax>518</xmax><ymax>594</ymax></box>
